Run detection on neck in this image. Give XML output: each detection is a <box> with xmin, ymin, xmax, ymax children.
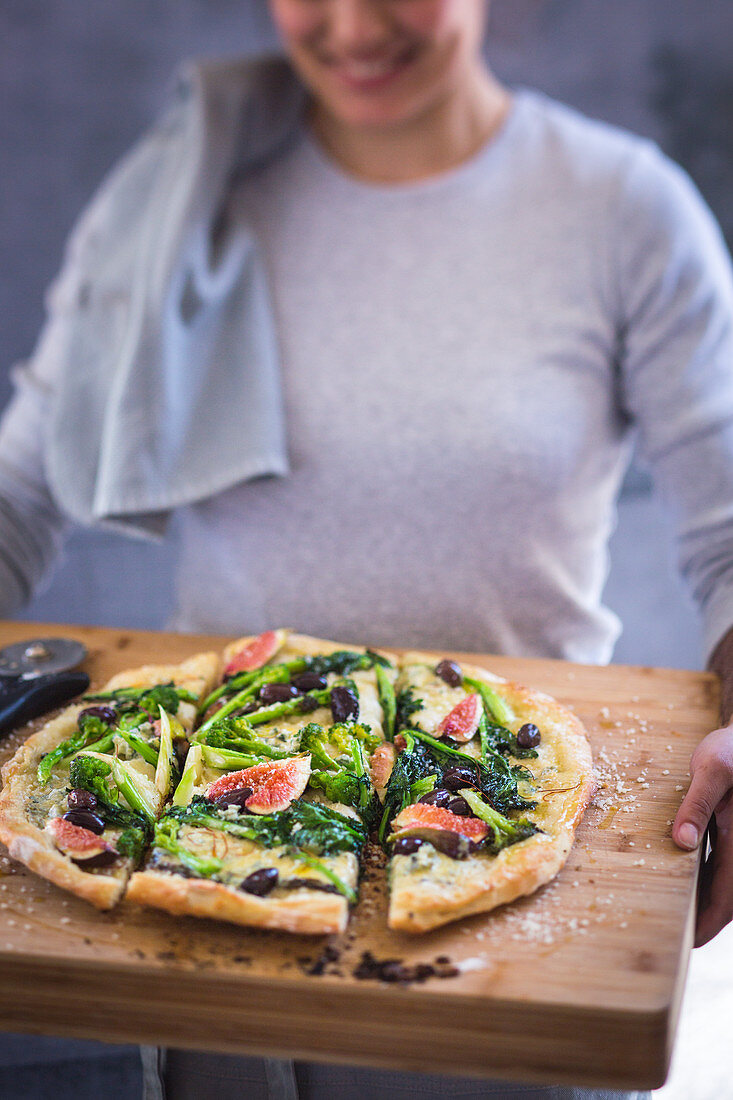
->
<box><xmin>309</xmin><ymin>65</ymin><xmax>510</xmax><ymax>184</ymax></box>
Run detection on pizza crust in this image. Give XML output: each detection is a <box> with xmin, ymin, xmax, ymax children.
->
<box><xmin>387</xmin><ymin>655</ymin><xmax>596</xmax><ymax>932</ymax></box>
<box><xmin>0</xmin><ymin>651</ymin><xmax>221</xmax><ymax>910</ymax></box>
<box><xmin>126</xmin><ymin>867</ymin><xmax>350</xmax><ymax>935</ymax></box>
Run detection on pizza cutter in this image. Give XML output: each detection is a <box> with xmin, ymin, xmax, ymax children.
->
<box><xmin>0</xmin><ymin>636</ymin><xmax>90</xmax><ymax>736</ymax></box>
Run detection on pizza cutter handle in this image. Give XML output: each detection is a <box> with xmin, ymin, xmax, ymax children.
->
<box><xmin>0</xmin><ymin>670</ymin><xmax>91</xmax><ymax>737</ymax></box>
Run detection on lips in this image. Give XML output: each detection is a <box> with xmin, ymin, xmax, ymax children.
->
<box><xmin>328</xmin><ymin>44</ymin><xmax>418</xmax><ymax>91</ymax></box>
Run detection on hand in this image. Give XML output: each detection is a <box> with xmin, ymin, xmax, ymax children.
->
<box><xmin>673</xmin><ymin>723</ymin><xmax>733</xmax><ymax>946</ymax></box>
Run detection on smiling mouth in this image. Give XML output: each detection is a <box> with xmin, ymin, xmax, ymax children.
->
<box><xmin>326</xmin><ymin>44</ymin><xmax>419</xmax><ymax>90</ymax></box>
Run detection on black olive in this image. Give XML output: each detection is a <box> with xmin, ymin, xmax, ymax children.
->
<box><xmin>292</xmin><ymin>672</ymin><xmax>328</xmax><ymax>693</ymax></box>
<box><xmin>212</xmin><ymin>788</ymin><xmax>252</xmax><ymax>811</ymax></box>
<box><xmin>435</xmin><ymin>659</ymin><xmax>463</xmax><ymax>688</ymax></box>
<box><xmin>241</xmin><ymin>868</ymin><xmax>279</xmax><ymax>896</ymax></box>
<box><xmin>331</xmin><ymin>685</ymin><xmax>359</xmax><ymax>723</ymax></box>
<box><xmin>71</xmin><ymin>849</ymin><xmax>118</xmax><ymax>869</ymax></box>
<box><xmin>428</xmin><ymin>832</ymin><xmax>471</xmax><ymax>860</ymax></box>
<box><xmin>392</xmin><ymin>837</ymin><xmax>424</xmax><ymax>856</ymax></box>
<box><xmin>299</xmin><ymin>694</ymin><xmax>320</xmax><ymax>713</ymax></box>
<box><xmin>77</xmin><ymin>705</ymin><xmax>116</xmax><ymax>726</ymax></box>
<box><xmin>62</xmin><ymin>809</ymin><xmax>106</xmax><ymax>834</ymax></box>
<box><xmin>67</xmin><ymin>788</ymin><xmax>99</xmax><ymax>811</ymax></box>
<box><xmin>259</xmin><ymin>682</ymin><xmax>298</xmax><ymax>705</ymax></box>
<box><xmin>441</xmin><ymin>766</ymin><xmax>479</xmax><ymax>791</ymax></box>
<box><xmin>446</xmin><ymin>796</ymin><xmax>471</xmax><ymax>816</ymax></box>
<box><xmin>418</xmin><ymin>788</ymin><xmax>452</xmax><ymax>808</ymax></box>
<box><xmin>517</xmin><ymin>723</ymin><xmax>541</xmax><ymax>748</ymax></box>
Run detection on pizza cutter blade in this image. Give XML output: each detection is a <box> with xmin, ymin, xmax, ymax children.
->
<box><xmin>0</xmin><ymin>637</ymin><xmax>87</xmax><ymax>680</ymax></box>
<box><xmin>0</xmin><ymin>636</ymin><xmax>90</xmax><ymax>736</ymax></box>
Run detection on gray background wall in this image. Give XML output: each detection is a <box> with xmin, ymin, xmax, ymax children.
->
<box><xmin>4</xmin><ymin>0</ymin><xmax>733</xmax><ymax>668</ymax></box>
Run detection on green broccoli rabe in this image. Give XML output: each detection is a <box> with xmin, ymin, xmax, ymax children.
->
<box><xmin>68</xmin><ymin>753</ymin><xmax>118</xmax><ymax>807</ymax></box>
<box><xmin>67</xmin><ymin>754</ymin><xmax>151</xmax><ymax>862</ymax></box>
<box><xmin>378</xmin><ymin>734</ymin><xmax>436</xmax><ymax>843</ymax></box>
<box><xmin>298</xmin><ymin>723</ymin><xmax>376</xmax><ymax>817</ymax></box>
<box><xmin>199</xmin><ymin>648</ymin><xmax>392</xmax><ymax>719</ymax></box>
<box><xmin>198</xmin><ymin>665</ymin><xmax>293</xmax><ymax>727</ymax></box>
<box><xmin>462</xmin><ymin>675</ymin><xmax>514</xmax><ymax>726</ymax></box>
<box><xmin>72</xmin><ymin>751</ymin><xmax>159</xmax><ymax>825</ymax></box>
<box><xmin>395</xmin><ymin>687</ymin><xmax>423</xmax><ymax>731</ymax></box>
<box><xmin>168</xmin><ymin>796</ymin><xmax>366</xmax><ymax>858</ymax></box>
<box><xmin>172</xmin><ymin>744</ymin><xmax>203</xmax><ymax>808</ymax></box>
<box><xmin>375</xmin><ymin>666</ymin><xmax>396</xmax><ymax>741</ymax></box>
<box><xmin>408</xmin><ymin>729</ymin><xmax>535</xmax><ymax>814</ymax></box>
<box><xmin>154</xmin><ymin>818</ymin><xmax>223</xmax><ymax>878</ymax></box>
<box><xmin>290</xmin><ymin>851</ymin><xmax>358</xmax><ymax>905</ymax></box>
<box><xmin>83</xmin><ymin>682</ymin><xmax>196</xmax><ymax>716</ymax></box>
<box><xmin>114</xmin><ymin>726</ymin><xmax>160</xmax><ymax>767</ymax></box>
<box><xmin>459</xmin><ymin>788</ymin><xmax>538</xmax><ymax>854</ymax></box>
<box><xmin>37</xmin><ymin>711</ymin><xmax>113</xmax><ymax>785</ymax></box>
<box><xmin>196</xmin><ymin>721</ymin><xmax>292</xmax><ymax>760</ymax></box>
<box><xmin>200</xmin><ymin>745</ymin><xmax>264</xmax><ymax>771</ymax></box>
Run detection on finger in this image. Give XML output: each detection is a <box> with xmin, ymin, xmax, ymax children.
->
<box><xmin>695</xmin><ymin>808</ymin><xmax>733</xmax><ymax>946</ymax></box>
<box><xmin>673</xmin><ymin>749</ymin><xmax>733</xmax><ymax>851</ymax></box>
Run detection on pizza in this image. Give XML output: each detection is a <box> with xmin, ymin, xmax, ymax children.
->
<box><xmin>0</xmin><ymin>630</ymin><xmax>595</xmax><ymax>935</ymax></box>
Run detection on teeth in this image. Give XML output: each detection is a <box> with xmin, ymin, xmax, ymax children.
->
<box><xmin>340</xmin><ymin>59</ymin><xmax>400</xmax><ymax>80</ymax></box>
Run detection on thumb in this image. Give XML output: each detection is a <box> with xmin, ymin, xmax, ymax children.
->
<box><xmin>673</xmin><ymin>752</ymin><xmax>731</xmax><ymax>850</ymax></box>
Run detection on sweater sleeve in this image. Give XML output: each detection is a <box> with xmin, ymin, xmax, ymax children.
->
<box><xmin>615</xmin><ymin>142</ymin><xmax>733</xmax><ymax>661</ymax></box>
<box><xmin>0</xmin><ymin>362</ymin><xmax>70</xmax><ymax>615</ymax></box>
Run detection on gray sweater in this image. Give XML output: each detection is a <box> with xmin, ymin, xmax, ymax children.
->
<box><xmin>3</xmin><ymin>87</ymin><xmax>733</xmax><ymax>664</ymax></box>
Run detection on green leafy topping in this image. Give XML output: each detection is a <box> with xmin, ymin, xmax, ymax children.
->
<box><xmin>166</xmin><ymin>796</ymin><xmax>366</xmax><ymax>859</ymax></box>
<box><xmin>375</xmin><ymin>666</ymin><xmax>396</xmax><ymax>741</ymax></box>
<box><xmin>200</xmin><ymin>649</ymin><xmax>392</xmax><ymax>720</ymax></box>
<box><xmin>67</xmin><ymin>754</ymin><xmax>151</xmax><ymax>862</ymax></box>
<box><xmin>114</xmin><ymin>727</ymin><xmax>160</xmax><ymax>768</ymax></box>
<box><xmin>306</xmin><ymin>649</ymin><xmax>392</xmax><ymax>677</ymax></box>
<box><xmin>291</xmin><ymin>851</ymin><xmax>358</xmax><ymax>904</ymax></box>
<box><xmin>84</xmin><ymin>682</ymin><xmax>196</xmax><ymax>716</ymax></box>
<box><xmin>378</xmin><ymin>735</ymin><xmax>437</xmax><ymax>843</ymax></box>
<box><xmin>200</xmin><ymin>745</ymin><xmax>264</xmax><ymax>771</ymax></box>
<box><xmin>463</xmin><ymin>675</ymin><xmax>514</xmax><ymax>729</ymax></box>
<box><xmin>408</xmin><ymin>730</ymin><xmax>535</xmax><ymax>815</ymax></box>
<box><xmin>298</xmin><ymin>723</ymin><xmax>378</xmax><ymax>821</ymax></box>
<box><xmin>154</xmin><ymin>818</ymin><xmax>224</xmax><ymax>877</ymax></box>
<box><xmin>459</xmin><ymin>788</ymin><xmax>538</xmax><ymax>854</ymax></box>
<box><xmin>37</xmin><ymin>712</ymin><xmax>113</xmax><ymax>786</ymax></box>
<box><xmin>395</xmin><ymin>687</ymin><xmax>423</xmax><ymax>731</ymax></box>
<box><xmin>197</xmin><ymin>720</ymin><xmax>293</xmax><ymax>758</ymax></box>
<box><xmin>172</xmin><ymin>744</ymin><xmax>203</xmax><ymax>808</ymax></box>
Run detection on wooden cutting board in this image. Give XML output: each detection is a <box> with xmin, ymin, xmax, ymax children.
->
<box><xmin>0</xmin><ymin>621</ymin><xmax>717</xmax><ymax>1089</ymax></box>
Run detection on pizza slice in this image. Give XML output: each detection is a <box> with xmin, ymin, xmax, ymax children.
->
<box><xmin>126</xmin><ymin>632</ymin><xmax>397</xmax><ymax>933</ymax></box>
<box><xmin>0</xmin><ymin>651</ymin><xmax>220</xmax><ymax>909</ymax></box>
<box><xmin>381</xmin><ymin>652</ymin><xmax>596</xmax><ymax>932</ymax></box>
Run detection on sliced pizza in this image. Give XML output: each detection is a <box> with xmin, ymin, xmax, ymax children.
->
<box><xmin>126</xmin><ymin>632</ymin><xmax>397</xmax><ymax>933</ymax></box>
<box><xmin>382</xmin><ymin>652</ymin><xmax>596</xmax><ymax>932</ymax></box>
<box><xmin>0</xmin><ymin>651</ymin><xmax>220</xmax><ymax>909</ymax></box>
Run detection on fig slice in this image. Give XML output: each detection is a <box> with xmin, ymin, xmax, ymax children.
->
<box><xmin>47</xmin><ymin>817</ymin><xmax>117</xmax><ymax>863</ymax></box>
<box><xmin>206</xmin><ymin>754</ymin><xmax>312</xmax><ymax>814</ymax></box>
<box><xmin>391</xmin><ymin>802</ymin><xmax>489</xmax><ymax>843</ymax></box>
<box><xmin>224</xmin><ymin>630</ymin><xmax>288</xmax><ymax>677</ymax></box>
<box><xmin>370</xmin><ymin>742</ymin><xmax>396</xmax><ymax>799</ymax></box>
<box><xmin>438</xmin><ymin>692</ymin><xmax>482</xmax><ymax>742</ymax></box>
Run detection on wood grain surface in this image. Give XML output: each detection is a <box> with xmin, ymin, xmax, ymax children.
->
<box><xmin>0</xmin><ymin>621</ymin><xmax>717</xmax><ymax>1089</ymax></box>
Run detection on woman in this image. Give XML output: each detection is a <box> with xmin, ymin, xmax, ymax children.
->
<box><xmin>2</xmin><ymin>1</ymin><xmax>732</xmax><ymax>1096</ymax></box>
